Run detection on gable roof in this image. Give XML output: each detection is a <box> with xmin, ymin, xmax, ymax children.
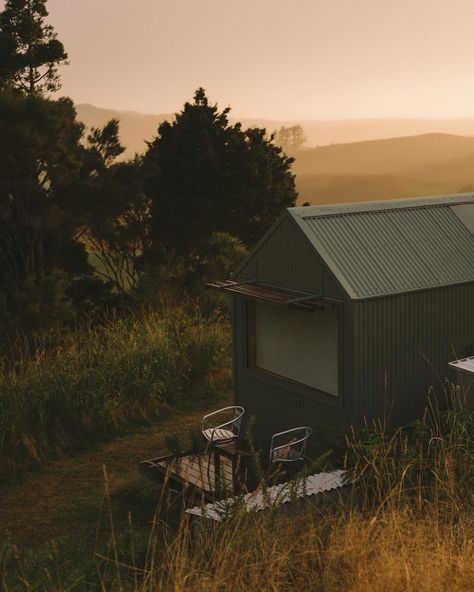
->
<box><xmin>288</xmin><ymin>193</ymin><xmax>474</xmax><ymax>300</ymax></box>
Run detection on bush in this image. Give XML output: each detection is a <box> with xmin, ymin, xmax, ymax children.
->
<box><xmin>0</xmin><ymin>305</ymin><xmax>231</xmax><ymax>482</ymax></box>
<box><xmin>1</xmin><ymin>385</ymin><xmax>474</xmax><ymax>590</ymax></box>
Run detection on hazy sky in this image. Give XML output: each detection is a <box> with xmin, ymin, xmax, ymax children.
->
<box><xmin>26</xmin><ymin>0</ymin><xmax>474</xmax><ymax>118</ymax></box>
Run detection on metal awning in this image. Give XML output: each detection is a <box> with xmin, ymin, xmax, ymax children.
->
<box><xmin>449</xmin><ymin>356</ymin><xmax>474</xmax><ymax>376</ymax></box>
<box><xmin>206</xmin><ymin>280</ymin><xmax>325</xmax><ymax>311</ymax></box>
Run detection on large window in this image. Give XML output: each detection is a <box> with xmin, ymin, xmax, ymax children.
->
<box><xmin>247</xmin><ymin>301</ymin><xmax>339</xmax><ymax>396</ymax></box>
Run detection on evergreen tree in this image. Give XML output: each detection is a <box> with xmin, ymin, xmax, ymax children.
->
<box><xmin>143</xmin><ymin>88</ymin><xmax>297</xmax><ymax>258</ymax></box>
<box><xmin>0</xmin><ymin>91</ymin><xmax>87</xmax><ymax>288</ymax></box>
<box><xmin>0</xmin><ymin>0</ymin><xmax>68</xmax><ymax>94</ymax></box>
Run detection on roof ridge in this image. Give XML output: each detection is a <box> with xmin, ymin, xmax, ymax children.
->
<box><xmin>290</xmin><ymin>193</ymin><xmax>474</xmax><ymax>219</ymax></box>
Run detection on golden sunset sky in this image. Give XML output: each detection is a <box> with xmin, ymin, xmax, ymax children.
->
<box><xmin>41</xmin><ymin>0</ymin><xmax>474</xmax><ymax>119</ymax></box>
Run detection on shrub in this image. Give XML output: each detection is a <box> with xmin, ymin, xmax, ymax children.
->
<box><xmin>0</xmin><ymin>305</ymin><xmax>231</xmax><ymax>482</ymax></box>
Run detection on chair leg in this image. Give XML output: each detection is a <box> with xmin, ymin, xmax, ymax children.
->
<box><xmin>213</xmin><ymin>447</ymin><xmax>221</xmax><ymax>495</ymax></box>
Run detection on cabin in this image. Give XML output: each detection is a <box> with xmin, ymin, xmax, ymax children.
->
<box><xmin>211</xmin><ymin>194</ymin><xmax>474</xmax><ymax>444</ymax></box>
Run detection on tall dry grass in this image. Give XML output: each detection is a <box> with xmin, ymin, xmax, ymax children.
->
<box><xmin>0</xmin><ymin>306</ymin><xmax>231</xmax><ymax>482</ymax></box>
<box><xmin>136</xmin><ymin>506</ymin><xmax>473</xmax><ymax>592</ymax></box>
<box><xmin>3</xmin><ymin>479</ymin><xmax>473</xmax><ymax>591</ymax></box>
<box><xmin>1</xmin><ymin>384</ymin><xmax>473</xmax><ymax>591</ymax></box>
<box><xmin>119</xmin><ymin>385</ymin><xmax>473</xmax><ymax>592</ymax></box>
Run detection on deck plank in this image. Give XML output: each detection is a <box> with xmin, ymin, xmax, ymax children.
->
<box><xmin>154</xmin><ymin>452</ymin><xmax>234</xmax><ymax>494</ymax></box>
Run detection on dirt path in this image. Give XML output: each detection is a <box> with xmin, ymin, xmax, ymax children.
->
<box><xmin>0</xmin><ymin>407</ymin><xmax>211</xmax><ymax>548</ymax></box>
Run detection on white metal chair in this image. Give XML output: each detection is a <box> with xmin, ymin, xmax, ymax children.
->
<box><xmin>202</xmin><ymin>406</ymin><xmax>245</xmax><ymax>444</ymax></box>
<box><xmin>269</xmin><ymin>426</ymin><xmax>313</xmax><ymax>464</ymax></box>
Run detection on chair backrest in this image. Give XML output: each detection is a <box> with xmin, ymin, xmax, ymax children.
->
<box><xmin>202</xmin><ymin>406</ymin><xmax>245</xmax><ymax>441</ymax></box>
<box><xmin>269</xmin><ymin>426</ymin><xmax>312</xmax><ymax>463</ymax></box>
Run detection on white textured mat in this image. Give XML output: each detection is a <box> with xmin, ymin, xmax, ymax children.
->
<box><xmin>450</xmin><ymin>356</ymin><xmax>474</xmax><ymax>376</ymax></box>
<box><xmin>185</xmin><ymin>469</ymin><xmax>345</xmax><ymax>522</ymax></box>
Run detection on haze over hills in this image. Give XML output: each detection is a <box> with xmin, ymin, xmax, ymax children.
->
<box><xmin>76</xmin><ymin>104</ymin><xmax>474</xmax><ymax>206</ymax></box>
<box><xmin>292</xmin><ymin>133</ymin><xmax>474</xmax><ymax>177</ymax></box>
<box><xmin>76</xmin><ymin>104</ymin><xmax>173</xmax><ymax>156</ymax></box>
<box><xmin>76</xmin><ymin>104</ymin><xmax>474</xmax><ymax>157</ymax></box>
<box><xmin>293</xmin><ymin>133</ymin><xmax>474</xmax><ymax>204</ymax></box>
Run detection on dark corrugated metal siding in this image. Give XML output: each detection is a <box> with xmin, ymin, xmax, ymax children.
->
<box><xmin>238</xmin><ymin>216</ymin><xmax>344</xmax><ymax>299</ymax></box>
<box><xmin>235</xmin><ymin>282</ymin><xmax>474</xmax><ymax>434</ymax></box>
<box><xmin>233</xmin><ymin>296</ymin><xmax>347</xmax><ymax>448</ymax></box>
<box><xmin>231</xmin><ymin>195</ymin><xmax>474</xmax><ymax>434</ymax></box>
<box><xmin>353</xmin><ymin>283</ymin><xmax>474</xmax><ymax>425</ymax></box>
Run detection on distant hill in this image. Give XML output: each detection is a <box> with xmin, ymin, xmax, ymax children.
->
<box><xmin>76</xmin><ymin>104</ymin><xmax>172</xmax><ymax>156</ymax></box>
<box><xmin>295</xmin><ymin>174</ymin><xmax>455</xmax><ymax>205</ymax></box>
<box><xmin>75</xmin><ymin>106</ymin><xmax>474</xmax><ymax>206</ymax></box>
<box><xmin>294</xmin><ymin>133</ymin><xmax>474</xmax><ymax>205</ymax></box>
<box><xmin>76</xmin><ymin>104</ymin><xmax>474</xmax><ymax>158</ymax></box>
<box><xmin>292</xmin><ymin>133</ymin><xmax>474</xmax><ymax>177</ymax></box>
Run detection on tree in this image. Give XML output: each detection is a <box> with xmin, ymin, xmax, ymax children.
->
<box><xmin>0</xmin><ymin>91</ymin><xmax>87</xmax><ymax>287</ymax></box>
<box><xmin>0</xmin><ymin>90</ymin><xmax>108</xmax><ymax>333</ymax></box>
<box><xmin>0</xmin><ymin>2</ymin><xmax>137</xmax><ymax>336</ymax></box>
<box><xmin>0</xmin><ymin>0</ymin><xmax>68</xmax><ymax>95</ymax></box>
<box><xmin>274</xmin><ymin>125</ymin><xmax>307</xmax><ymax>153</ymax></box>
<box><xmin>143</xmin><ymin>88</ymin><xmax>297</xmax><ymax>259</ymax></box>
<box><xmin>82</xmin><ymin>150</ymin><xmax>151</xmax><ymax>295</ymax></box>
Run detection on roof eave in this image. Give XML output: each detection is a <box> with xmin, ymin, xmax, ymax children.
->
<box><xmin>289</xmin><ymin>192</ymin><xmax>474</xmax><ymax>220</ymax></box>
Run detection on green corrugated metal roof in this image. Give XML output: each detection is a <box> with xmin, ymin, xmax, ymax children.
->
<box><xmin>288</xmin><ymin>193</ymin><xmax>474</xmax><ymax>300</ymax></box>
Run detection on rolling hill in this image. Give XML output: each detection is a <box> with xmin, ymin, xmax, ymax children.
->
<box><xmin>76</xmin><ymin>104</ymin><xmax>173</xmax><ymax>156</ymax></box>
<box><xmin>75</xmin><ymin>105</ymin><xmax>474</xmax><ymax>206</ymax></box>
<box><xmin>76</xmin><ymin>103</ymin><xmax>474</xmax><ymax>159</ymax></box>
<box><xmin>294</xmin><ymin>133</ymin><xmax>474</xmax><ymax>205</ymax></box>
<box><xmin>292</xmin><ymin>133</ymin><xmax>474</xmax><ymax>177</ymax></box>
<box><xmin>295</xmin><ymin>174</ymin><xmax>455</xmax><ymax>205</ymax></box>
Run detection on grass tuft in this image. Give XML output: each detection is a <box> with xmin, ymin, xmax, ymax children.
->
<box><xmin>0</xmin><ymin>305</ymin><xmax>231</xmax><ymax>483</ymax></box>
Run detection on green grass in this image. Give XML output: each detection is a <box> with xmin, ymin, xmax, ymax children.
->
<box><xmin>1</xmin><ymin>385</ymin><xmax>474</xmax><ymax>591</ymax></box>
<box><xmin>0</xmin><ymin>305</ymin><xmax>231</xmax><ymax>483</ymax></box>
<box><xmin>1</xmin><ymin>297</ymin><xmax>473</xmax><ymax>590</ymax></box>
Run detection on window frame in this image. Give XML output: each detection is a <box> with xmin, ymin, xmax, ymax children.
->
<box><xmin>244</xmin><ymin>299</ymin><xmax>344</xmax><ymax>408</ymax></box>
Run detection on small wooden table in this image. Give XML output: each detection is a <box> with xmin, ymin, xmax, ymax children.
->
<box><xmin>140</xmin><ymin>438</ymin><xmax>252</xmax><ymax>501</ymax></box>
<box><xmin>211</xmin><ymin>438</ymin><xmax>253</xmax><ymax>494</ymax></box>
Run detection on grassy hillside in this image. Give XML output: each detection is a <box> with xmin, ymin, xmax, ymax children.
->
<box><xmin>76</xmin><ymin>104</ymin><xmax>173</xmax><ymax>156</ymax></box>
<box><xmin>294</xmin><ymin>133</ymin><xmax>474</xmax><ymax>204</ymax></box>
<box><xmin>295</xmin><ymin>173</ymin><xmax>455</xmax><ymax>205</ymax></box>
<box><xmin>2</xmin><ymin>384</ymin><xmax>473</xmax><ymax>591</ymax></box>
<box><xmin>76</xmin><ymin>104</ymin><xmax>474</xmax><ymax>159</ymax></box>
<box><xmin>0</xmin><ymin>306</ymin><xmax>231</xmax><ymax>483</ymax></box>
<box><xmin>75</xmin><ymin>106</ymin><xmax>474</xmax><ymax>205</ymax></box>
<box><xmin>292</xmin><ymin>133</ymin><xmax>474</xmax><ymax>176</ymax></box>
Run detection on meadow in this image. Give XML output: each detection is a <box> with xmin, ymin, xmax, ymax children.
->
<box><xmin>0</xmin><ymin>304</ymin><xmax>231</xmax><ymax>483</ymax></box>
<box><xmin>0</xmin><ymin>284</ymin><xmax>472</xmax><ymax>591</ymax></box>
<box><xmin>294</xmin><ymin>133</ymin><xmax>474</xmax><ymax>204</ymax></box>
<box><xmin>1</xmin><ymin>377</ymin><xmax>473</xmax><ymax>591</ymax></box>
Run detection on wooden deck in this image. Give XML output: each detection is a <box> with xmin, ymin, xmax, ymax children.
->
<box><xmin>140</xmin><ymin>450</ymin><xmax>235</xmax><ymax>500</ymax></box>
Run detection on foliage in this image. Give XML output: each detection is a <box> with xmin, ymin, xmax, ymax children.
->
<box><xmin>86</xmin><ymin>118</ymin><xmax>125</xmax><ymax>167</ymax></box>
<box><xmin>346</xmin><ymin>385</ymin><xmax>474</xmax><ymax>511</ymax></box>
<box><xmin>0</xmin><ymin>90</ymin><xmax>151</xmax><ymax>336</ymax></box>
<box><xmin>0</xmin><ymin>0</ymin><xmax>68</xmax><ymax>95</ymax></box>
<box><xmin>83</xmin><ymin>169</ymin><xmax>149</xmax><ymax>295</ymax></box>
<box><xmin>137</xmin><ymin>231</ymin><xmax>247</xmax><ymax>300</ymax></box>
<box><xmin>0</xmin><ymin>90</ymin><xmax>122</xmax><ymax>337</ymax></box>
<box><xmin>80</xmin><ymin>121</ymin><xmax>150</xmax><ymax>295</ymax></box>
<box><xmin>0</xmin><ymin>305</ymin><xmax>231</xmax><ymax>483</ymax></box>
<box><xmin>143</xmin><ymin>88</ymin><xmax>297</xmax><ymax>258</ymax></box>
<box><xmin>0</xmin><ymin>91</ymin><xmax>88</xmax><ymax>285</ymax></box>
<box><xmin>274</xmin><ymin>124</ymin><xmax>307</xmax><ymax>152</ymax></box>
<box><xmin>1</xmin><ymin>386</ymin><xmax>474</xmax><ymax>590</ymax></box>
<box><xmin>0</xmin><ymin>3</ymin><xmax>144</xmax><ymax>335</ymax></box>
<box><xmin>0</xmin><ymin>271</ymin><xmax>74</xmax><ymax>335</ymax></box>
